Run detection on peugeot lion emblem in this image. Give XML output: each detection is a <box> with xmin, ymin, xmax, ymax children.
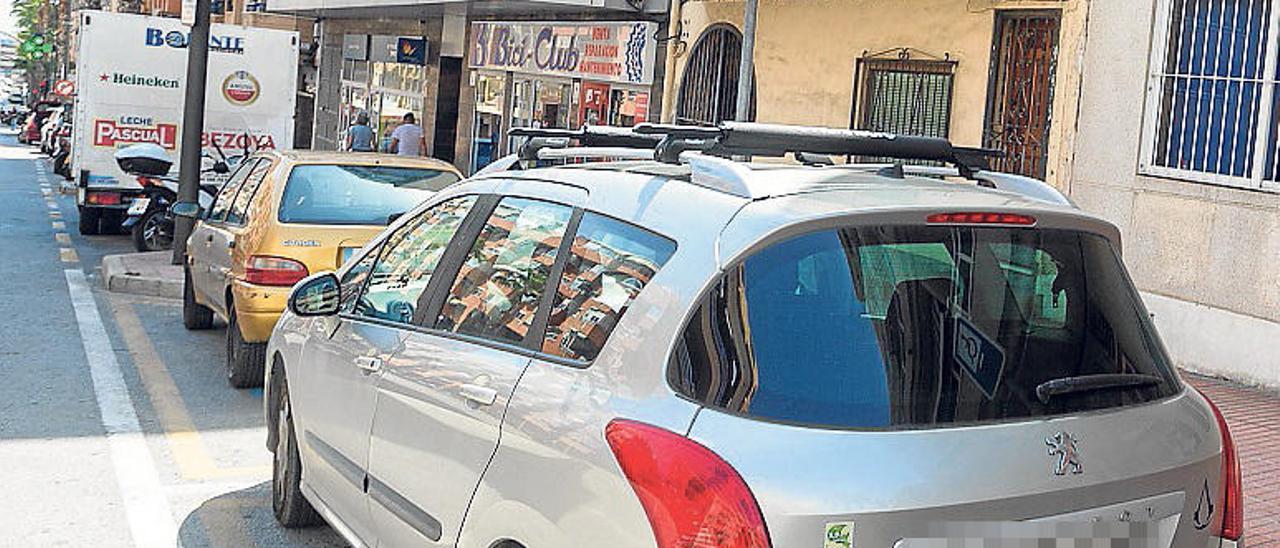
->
<box><xmin>1046</xmin><ymin>432</ymin><xmax>1083</xmax><ymax>475</ymax></box>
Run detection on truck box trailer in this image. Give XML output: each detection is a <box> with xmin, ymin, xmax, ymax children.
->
<box><xmin>72</xmin><ymin>10</ymin><xmax>299</xmax><ymax>235</ymax></box>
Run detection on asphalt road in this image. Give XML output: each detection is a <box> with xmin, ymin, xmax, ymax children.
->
<box><xmin>0</xmin><ymin>133</ymin><xmax>346</xmax><ymax>547</ymax></box>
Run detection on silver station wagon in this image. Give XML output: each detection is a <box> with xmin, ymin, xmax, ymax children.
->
<box><xmin>264</xmin><ymin>123</ymin><xmax>1243</xmax><ymax>548</ymax></box>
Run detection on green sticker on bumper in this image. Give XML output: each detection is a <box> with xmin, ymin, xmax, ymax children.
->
<box><xmin>824</xmin><ymin>521</ymin><xmax>854</xmax><ymax>548</ymax></box>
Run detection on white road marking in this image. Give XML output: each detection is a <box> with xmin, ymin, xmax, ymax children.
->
<box><xmin>64</xmin><ymin>270</ymin><xmax>178</xmax><ymax>547</ymax></box>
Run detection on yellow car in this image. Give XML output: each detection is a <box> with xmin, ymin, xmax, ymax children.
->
<box><xmin>182</xmin><ymin>150</ymin><xmax>461</xmax><ymax>387</ymax></box>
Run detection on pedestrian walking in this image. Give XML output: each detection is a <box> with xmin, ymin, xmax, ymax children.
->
<box><xmin>389</xmin><ymin>112</ymin><xmax>425</xmax><ymax>157</ymax></box>
<box><xmin>346</xmin><ymin>112</ymin><xmax>375</xmax><ymax>152</ymax></box>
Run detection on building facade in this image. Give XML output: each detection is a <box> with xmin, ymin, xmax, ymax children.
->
<box><xmin>1071</xmin><ymin>0</ymin><xmax>1280</xmax><ymax>387</ymax></box>
<box><xmin>665</xmin><ymin>0</ymin><xmax>1090</xmax><ymax>189</ymax></box>
<box><xmin>268</xmin><ymin>0</ymin><xmax>668</xmax><ymax>173</ymax></box>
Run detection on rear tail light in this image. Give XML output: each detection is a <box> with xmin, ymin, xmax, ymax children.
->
<box><xmin>926</xmin><ymin>212</ymin><xmax>1037</xmax><ymax>226</ymax></box>
<box><xmin>604</xmin><ymin>419</ymin><xmax>771</xmax><ymax>548</ymax></box>
<box><xmin>244</xmin><ymin>255</ymin><xmax>309</xmax><ymax>287</ymax></box>
<box><xmin>86</xmin><ymin>191</ymin><xmax>122</xmax><ymax>205</ymax></box>
<box><xmin>1199</xmin><ymin>391</ymin><xmax>1243</xmax><ymax>541</ymax></box>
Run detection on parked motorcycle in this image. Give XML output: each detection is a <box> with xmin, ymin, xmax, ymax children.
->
<box><xmin>115</xmin><ymin>144</ymin><xmax>231</xmax><ymax>252</ymax></box>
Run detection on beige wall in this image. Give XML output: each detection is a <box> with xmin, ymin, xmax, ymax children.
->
<box><xmin>666</xmin><ymin>0</ymin><xmax>1088</xmax><ymax>188</ymax></box>
<box><xmin>1072</xmin><ymin>0</ymin><xmax>1280</xmax><ymax>327</ymax></box>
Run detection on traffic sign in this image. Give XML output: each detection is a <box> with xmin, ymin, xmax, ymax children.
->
<box><xmin>53</xmin><ymin>80</ymin><xmax>75</xmax><ymax>97</ymax></box>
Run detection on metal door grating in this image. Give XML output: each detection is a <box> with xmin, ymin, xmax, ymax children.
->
<box><xmin>984</xmin><ymin>11</ymin><xmax>1061</xmax><ymax>179</ymax></box>
<box><xmin>676</xmin><ymin>25</ymin><xmax>753</xmax><ymax>126</ymax></box>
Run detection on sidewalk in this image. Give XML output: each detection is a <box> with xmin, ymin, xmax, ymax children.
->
<box><xmin>1185</xmin><ymin>373</ymin><xmax>1280</xmax><ymax>547</ymax></box>
<box><xmin>101</xmin><ymin>251</ymin><xmax>182</xmax><ymax>299</ymax></box>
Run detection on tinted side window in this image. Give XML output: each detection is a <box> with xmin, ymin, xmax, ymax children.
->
<box><xmin>436</xmin><ymin>197</ymin><xmax>572</xmax><ymax>344</ymax></box>
<box><xmin>207</xmin><ymin>159</ymin><xmax>259</xmax><ymax>222</ymax></box>
<box><xmin>225</xmin><ymin>160</ymin><xmax>273</xmax><ymax>225</ymax></box>
<box><xmin>541</xmin><ymin>213</ymin><xmax>675</xmax><ymax>362</ymax></box>
<box><xmin>670</xmin><ymin>227</ymin><xmax>1180</xmax><ymax>430</ymax></box>
<box><xmin>355</xmin><ymin>196</ymin><xmax>476</xmax><ymax>325</ymax></box>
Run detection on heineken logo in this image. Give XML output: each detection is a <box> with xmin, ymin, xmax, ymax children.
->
<box><xmin>99</xmin><ymin>72</ymin><xmax>181</xmax><ymax>89</ymax></box>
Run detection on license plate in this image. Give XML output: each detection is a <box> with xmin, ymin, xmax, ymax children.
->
<box><xmin>340</xmin><ymin>247</ymin><xmax>359</xmax><ymax>265</ymax></box>
<box><xmin>127</xmin><ymin>198</ymin><xmax>150</xmax><ymax>215</ymax></box>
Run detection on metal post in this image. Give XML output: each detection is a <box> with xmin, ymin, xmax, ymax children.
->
<box><xmin>172</xmin><ymin>0</ymin><xmax>212</xmax><ymax>265</ymax></box>
<box><xmin>735</xmin><ymin>0</ymin><xmax>758</xmax><ymax>122</ymax></box>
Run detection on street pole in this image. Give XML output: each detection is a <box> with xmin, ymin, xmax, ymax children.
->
<box><xmin>172</xmin><ymin>0</ymin><xmax>212</xmax><ymax>265</ymax></box>
<box><xmin>735</xmin><ymin>0</ymin><xmax>758</xmax><ymax>122</ymax></box>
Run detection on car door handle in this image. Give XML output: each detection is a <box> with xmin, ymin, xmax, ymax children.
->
<box><xmin>458</xmin><ymin>384</ymin><xmax>498</xmax><ymax>406</ymax></box>
<box><xmin>354</xmin><ymin>356</ymin><xmax>382</xmax><ymax>373</ymax></box>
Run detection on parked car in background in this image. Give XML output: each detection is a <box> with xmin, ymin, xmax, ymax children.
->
<box><xmin>181</xmin><ymin>150</ymin><xmax>461</xmax><ymax>388</ymax></box>
<box><xmin>263</xmin><ymin>123</ymin><xmax>1242</xmax><ymax>548</ymax></box>
<box><xmin>18</xmin><ymin>113</ymin><xmax>40</xmax><ymax>144</ymax></box>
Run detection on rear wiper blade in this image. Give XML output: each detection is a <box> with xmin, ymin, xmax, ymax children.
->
<box><xmin>1035</xmin><ymin>373</ymin><xmax>1164</xmax><ymax>404</ymax></box>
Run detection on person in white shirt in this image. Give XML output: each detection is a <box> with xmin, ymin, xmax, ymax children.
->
<box><xmin>389</xmin><ymin>112</ymin><xmax>426</xmax><ymax>157</ymax></box>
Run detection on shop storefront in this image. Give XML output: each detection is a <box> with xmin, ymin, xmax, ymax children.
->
<box><xmin>466</xmin><ymin>21</ymin><xmax>659</xmax><ymax>172</ymax></box>
<box><xmin>338</xmin><ymin>34</ymin><xmax>429</xmax><ymax>151</ymax></box>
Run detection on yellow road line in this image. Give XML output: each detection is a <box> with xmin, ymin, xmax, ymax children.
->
<box><xmin>55</xmin><ymin>232</ymin><xmax>71</xmax><ymax>245</ymax></box>
<box><xmin>59</xmin><ymin>247</ymin><xmax>78</xmax><ymax>263</ymax></box>
<box><xmin>51</xmin><ymin>221</ymin><xmax>65</xmax><ymax>230</ymax></box>
<box><xmin>110</xmin><ymin>298</ymin><xmax>271</xmax><ymax>481</ymax></box>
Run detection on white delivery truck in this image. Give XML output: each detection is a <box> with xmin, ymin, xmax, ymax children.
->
<box><xmin>72</xmin><ymin>10</ymin><xmax>298</xmax><ymax>235</ymax></box>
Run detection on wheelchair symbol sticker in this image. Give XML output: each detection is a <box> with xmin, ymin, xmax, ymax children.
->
<box><xmin>953</xmin><ymin>317</ymin><xmax>1006</xmax><ymax>398</ymax></box>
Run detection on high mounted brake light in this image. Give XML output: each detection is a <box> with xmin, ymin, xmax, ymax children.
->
<box><xmin>1199</xmin><ymin>390</ymin><xmax>1243</xmax><ymax>541</ymax></box>
<box><xmin>926</xmin><ymin>212</ymin><xmax>1037</xmax><ymax>226</ymax></box>
<box><xmin>605</xmin><ymin>419</ymin><xmax>771</xmax><ymax>548</ymax></box>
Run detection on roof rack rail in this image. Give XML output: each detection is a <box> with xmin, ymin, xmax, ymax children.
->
<box><xmin>507</xmin><ymin>122</ymin><xmax>1002</xmax><ymax>178</ymax></box>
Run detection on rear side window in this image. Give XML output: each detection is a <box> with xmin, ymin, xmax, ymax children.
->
<box><xmin>541</xmin><ymin>213</ymin><xmax>676</xmax><ymax>362</ymax></box>
<box><xmin>278</xmin><ymin>165</ymin><xmax>460</xmax><ymax>226</ymax></box>
<box><xmin>207</xmin><ymin>158</ymin><xmax>259</xmax><ymax>222</ymax></box>
<box><xmin>225</xmin><ymin>159</ymin><xmax>273</xmax><ymax>225</ymax></box>
<box><xmin>669</xmin><ymin>226</ymin><xmax>1180</xmax><ymax>429</ymax></box>
<box><xmin>435</xmin><ymin>197</ymin><xmax>572</xmax><ymax>344</ymax></box>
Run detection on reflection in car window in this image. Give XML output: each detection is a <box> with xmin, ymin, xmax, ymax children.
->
<box><xmin>437</xmin><ymin>197</ymin><xmax>572</xmax><ymax>344</ymax></box>
<box><xmin>542</xmin><ymin>213</ymin><xmax>675</xmax><ymax>362</ymax></box>
<box><xmin>207</xmin><ymin>159</ymin><xmax>259</xmax><ymax>222</ymax></box>
<box><xmin>355</xmin><ymin>196</ymin><xmax>476</xmax><ymax>325</ymax></box>
<box><xmin>339</xmin><ymin>246</ymin><xmax>380</xmax><ymax>315</ymax></box>
<box><xmin>669</xmin><ymin>227</ymin><xmax>1180</xmax><ymax>430</ymax></box>
<box><xmin>278</xmin><ymin>165</ymin><xmax>461</xmax><ymax>226</ymax></box>
<box><xmin>225</xmin><ymin>160</ymin><xmax>273</xmax><ymax>225</ymax></box>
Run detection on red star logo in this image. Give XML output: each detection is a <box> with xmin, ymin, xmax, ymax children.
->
<box><xmin>99</xmin><ymin>73</ymin><xmax>109</xmax><ymax>82</ymax></box>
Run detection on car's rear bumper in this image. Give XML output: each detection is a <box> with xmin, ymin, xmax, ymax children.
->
<box><xmin>230</xmin><ymin>280</ymin><xmax>290</xmax><ymax>343</ymax></box>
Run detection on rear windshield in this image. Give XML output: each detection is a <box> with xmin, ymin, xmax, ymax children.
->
<box><xmin>278</xmin><ymin>165</ymin><xmax>460</xmax><ymax>225</ymax></box>
<box><xmin>668</xmin><ymin>226</ymin><xmax>1181</xmax><ymax>429</ymax></box>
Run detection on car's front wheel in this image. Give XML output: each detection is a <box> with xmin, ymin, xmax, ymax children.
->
<box><xmin>225</xmin><ymin>306</ymin><xmax>266</xmax><ymax>388</ymax></box>
<box><xmin>272</xmin><ymin>378</ymin><xmax>322</xmax><ymax>528</ymax></box>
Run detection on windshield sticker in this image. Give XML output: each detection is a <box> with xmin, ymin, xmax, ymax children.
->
<box><xmin>824</xmin><ymin>521</ymin><xmax>854</xmax><ymax>548</ymax></box>
<box><xmin>953</xmin><ymin>317</ymin><xmax>1006</xmax><ymax>399</ymax></box>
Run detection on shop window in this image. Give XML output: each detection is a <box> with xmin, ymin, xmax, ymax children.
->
<box><xmin>676</xmin><ymin>25</ymin><xmax>755</xmax><ymax>126</ymax></box>
<box><xmin>853</xmin><ymin>51</ymin><xmax>956</xmax><ymax>140</ymax></box>
<box><xmin>1143</xmin><ymin>0</ymin><xmax>1280</xmax><ymax>191</ymax></box>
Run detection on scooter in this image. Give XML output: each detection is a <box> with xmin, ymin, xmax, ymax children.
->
<box><xmin>115</xmin><ymin>144</ymin><xmax>232</xmax><ymax>252</ymax></box>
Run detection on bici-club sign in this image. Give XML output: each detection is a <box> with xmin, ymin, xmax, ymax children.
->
<box><xmin>469</xmin><ymin>22</ymin><xmax>658</xmax><ymax>85</ymax></box>
<box><xmin>221</xmin><ymin>71</ymin><xmax>260</xmax><ymax>106</ymax></box>
<box><xmin>93</xmin><ymin>117</ymin><xmax>179</xmax><ymax>149</ymax></box>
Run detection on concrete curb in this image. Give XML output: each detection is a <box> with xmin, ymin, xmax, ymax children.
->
<box><xmin>101</xmin><ymin>252</ymin><xmax>183</xmax><ymax>300</ymax></box>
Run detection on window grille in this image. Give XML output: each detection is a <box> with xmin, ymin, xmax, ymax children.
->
<box><xmin>1143</xmin><ymin>0</ymin><xmax>1280</xmax><ymax>190</ymax></box>
<box><xmin>853</xmin><ymin>54</ymin><xmax>956</xmax><ymax>139</ymax></box>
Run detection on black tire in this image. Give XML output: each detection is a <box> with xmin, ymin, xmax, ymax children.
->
<box><xmin>226</xmin><ymin>307</ymin><xmax>266</xmax><ymax>388</ymax></box>
<box><xmin>78</xmin><ymin>207</ymin><xmax>101</xmax><ymax>235</ymax></box>
<box><xmin>131</xmin><ymin>209</ymin><xmax>172</xmax><ymax>252</ymax></box>
<box><xmin>182</xmin><ymin>270</ymin><xmax>214</xmax><ymax>330</ymax></box>
<box><xmin>272</xmin><ymin>379</ymin><xmax>323</xmax><ymax>528</ymax></box>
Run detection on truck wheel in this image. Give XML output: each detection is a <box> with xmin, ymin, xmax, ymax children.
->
<box><xmin>182</xmin><ymin>269</ymin><xmax>214</xmax><ymax>330</ymax></box>
<box><xmin>272</xmin><ymin>378</ymin><xmax>323</xmax><ymax>528</ymax></box>
<box><xmin>131</xmin><ymin>209</ymin><xmax>172</xmax><ymax>252</ymax></box>
<box><xmin>226</xmin><ymin>307</ymin><xmax>266</xmax><ymax>388</ymax></box>
<box><xmin>78</xmin><ymin>207</ymin><xmax>101</xmax><ymax>235</ymax></box>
